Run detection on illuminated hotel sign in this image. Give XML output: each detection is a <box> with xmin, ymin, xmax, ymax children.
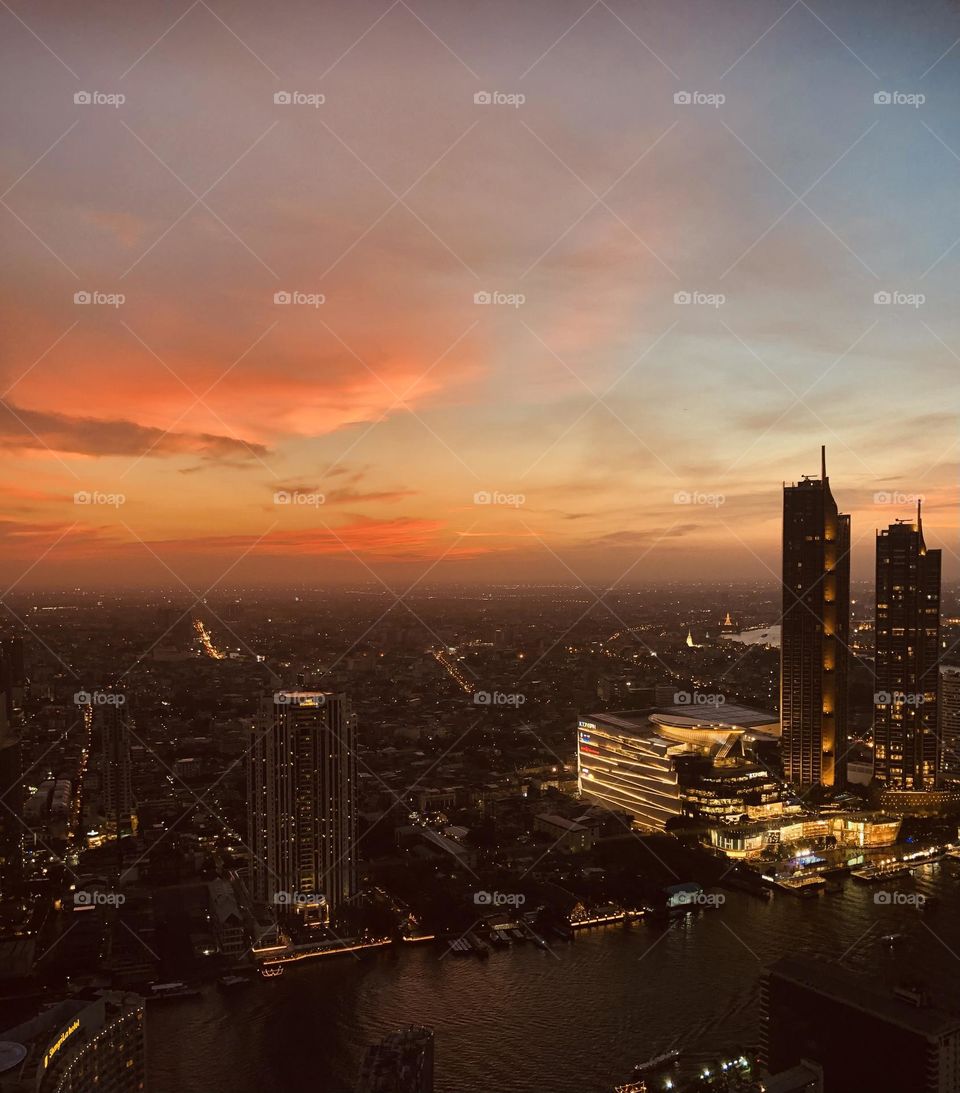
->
<box><xmin>43</xmin><ymin>1018</ymin><xmax>80</xmax><ymax>1069</ymax></box>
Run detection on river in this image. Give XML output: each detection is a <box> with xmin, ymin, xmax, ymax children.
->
<box><xmin>147</xmin><ymin>859</ymin><xmax>960</xmax><ymax>1092</ymax></box>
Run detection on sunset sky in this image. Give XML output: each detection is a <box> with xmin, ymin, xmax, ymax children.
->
<box><xmin>1</xmin><ymin>0</ymin><xmax>959</xmax><ymax>589</ymax></box>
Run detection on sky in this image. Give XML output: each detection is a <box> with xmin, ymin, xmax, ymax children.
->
<box><xmin>1</xmin><ymin>0</ymin><xmax>959</xmax><ymax>590</ymax></box>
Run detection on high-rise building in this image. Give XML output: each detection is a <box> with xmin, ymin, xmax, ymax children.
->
<box><xmin>780</xmin><ymin>448</ymin><xmax>850</xmax><ymax>788</ymax></box>
<box><xmin>874</xmin><ymin>505</ymin><xmax>941</xmax><ymax>793</ymax></box>
<box><xmin>248</xmin><ymin>691</ymin><xmax>357</xmax><ymax>923</ymax></box>
<box><xmin>96</xmin><ymin>701</ymin><xmax>135</xmax><ymax>838</ymax></box>
<box><xmin>938</xmin><ymin>666</ymin><xmax>960</xmax><ymax>786</ymax></box>
<box><xmin>761</xmin><ymin>956</ymin><xmax>960</xmax><ymax>1093</ymax></box>
<box><xmin>357</xmin><ymin>1026</ymin><xmax>434</xmax><ymax>1093</ymax></box>
<box><xmin>0</xmin><ymin>990</ymin><xmax>145</xmax><ymax>1092</ymax></box>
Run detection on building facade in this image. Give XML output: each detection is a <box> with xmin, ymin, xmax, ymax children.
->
<box><xmin>874</xmin><ymin>507</ymin><xmax>941</xmax><ymax>793</ymax></box>
<box><xmin>96</xmin><ymin>701</ymin><xmax>136</xmax><ymax>837</ymax></box>
<box><xmin>939</xmin><ymin>666</ymin><xmax>960</xmax><ymax>786</ymax></box>
<box><xmin>0</xmin><ymin>991</ymin><xmax>145</xmax><ymax>1093</ymax></box>
<box><xmin>248</xmin><ymin>691</ymin><xmax>357</xmax><ymax>922</ymax></box>
<box><xmin>577</xmin><ymin>705</ymin><xmax>783</xmax><ymax>831</ymax></box>
<box><xmin>781</xmin><ymin>448</ymin><xmax>850</xmax><ymax>788</ymax></box>
<box><xmin>577</xmin><ymin>714</ymin><xmax>682</xmax><ymax>829</ymax></box>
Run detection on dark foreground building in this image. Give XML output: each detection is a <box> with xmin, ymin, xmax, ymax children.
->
<box><xmin>761</xmin><ymin>956</ymin><xmax>960</xmax><ymax>1093</ymax></box>
<box><xmin>357</xmin><ymin>1026</ymin><xmax>434</xmax><ymax>1093</ymax></box>
<box><xmin>781</xmin><ymin>448</ymin><xmax>850</xmax><ymax>788</ymax></box>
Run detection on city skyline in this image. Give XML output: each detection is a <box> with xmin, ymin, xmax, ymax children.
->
<box><xmin>5</xmin><ymin>3</ymin><xmax>960</xmax><ymax>1092</ymax></box>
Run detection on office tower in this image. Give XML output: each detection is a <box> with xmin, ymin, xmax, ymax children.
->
<box><xmin>97</xmin><ymin>702</ymin><xmax>136</xmax><ymax>837</ymax></box>
<box><xmin>0</xmin><ymin>990</ymin><xmax>145</xmax><ymax>1092</ymax></box>
<box><xmin>357</xmin><ymin>1027</ymin><xmax>434</xmax><ymax>1093</ymax></box>
<box><xmin>874</xmin><ymin>504</ymin><xmax>941</xmax><ymax>793</ymax></box>
<box><xmin>761</xmin><ymin>956</ymin><xmax>960</xmax><ymax>1093</ymax></box>
<box><xmin>939</xmin><ymin>666</ymin><xmax>960</xmax><ymax>785</ymax></box>
<box><xmin>780</xmin><ymin>448</ymin><xmax>850</xmax><ymax>787</ymax></box>
<box><xmin>248</xmin><ymin>691</ymin><xmax>356</xmax><ymax>923</ymax></box>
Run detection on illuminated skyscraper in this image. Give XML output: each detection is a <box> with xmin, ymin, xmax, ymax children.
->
<box><xmin>248</xmin><ymin>691</ymin><xmax>357</xmax><ymax>923</ymax></box>
<box><xmin>874</xmin><ymin>504</ymin><xmax>941</xmax><ymax>792</ymax></box>
<box><xmin>780</xmin><ymin>448</ymin><xmax>850</xmax><ymax>787</ymax></box>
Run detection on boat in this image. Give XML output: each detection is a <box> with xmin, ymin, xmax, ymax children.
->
<box><xmin>260</xmin><ymin>964</ymin><xmax>284</xmax><ymax>978</ymax></box>
<box><xmin>148</xmin><ymin>981</ymin><xmax>202</xmax><ymax>1002</ymax></box>
<box><xmin>633</xmin><ymin>1049</ymin><xmax>679</xmax><ymax>1075</ymax></box>
<box><xmin>881</xmin><ymin>933</ymin><xmax>905</xmax><ymax>946</ymax></box>
<box><xmin>851</xmin><ymin>864</ymin><xmax>911</xmax><ymax>884</ymax></box>
<box><xmin>776</xmin><ymin>875</ymin><xmax>825</xmax><ymax>897</ymax></box>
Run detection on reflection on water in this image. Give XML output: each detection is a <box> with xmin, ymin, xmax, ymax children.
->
<box><xmin>148</xmin><ymin>861</ymin><xmax>960</xmax><ymax>1093</ymax></box>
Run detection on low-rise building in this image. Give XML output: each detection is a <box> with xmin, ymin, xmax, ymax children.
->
<box><xmin>533</xmin><ymin>813</ymin><xmax>593</xmax><ymax>852</ymax></box>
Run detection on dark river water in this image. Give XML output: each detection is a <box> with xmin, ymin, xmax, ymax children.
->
<box><xmin>147</xmin><ymin>860</ymin><xmax>960</xmax><ymax>1092</ymax></box>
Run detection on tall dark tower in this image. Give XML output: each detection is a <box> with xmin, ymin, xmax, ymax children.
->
<box><xmin>96</xmin><ymin>700</ymin><xmax>136</xmax><ymax>837</ymax></box>
<box><xmin>248</xmin><ymin>691</ymin><xmax>357</xmax><ymax>924</ymax></box>
<box><xmin>874</xmin><ymin>502</ymin><xmax>941</xmax><ymax>792</ymax></box>
<box><xmin>781</xmin><ymin>447</ymin><xmax>851</xmax><ymax>787</ymax></box>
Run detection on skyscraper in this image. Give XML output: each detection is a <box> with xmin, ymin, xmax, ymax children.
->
<box><xmin>96</xmin><ymin>701</ymin><xmax>135</xmax><ymax>838</ymax></box>
<box><xmin>248</xmin><ymin>691</ymin><xmax>357</xmax><ymax>924</ymax></box>
<box><xmin>874</xmin><ymin>504</ymin><xmax>941</xmax><ymax>793</ymax></box>
<box><xmin>780</xmin><ymin>448</ymin><xmax>850</xmax><ymax>788</ymax></box>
